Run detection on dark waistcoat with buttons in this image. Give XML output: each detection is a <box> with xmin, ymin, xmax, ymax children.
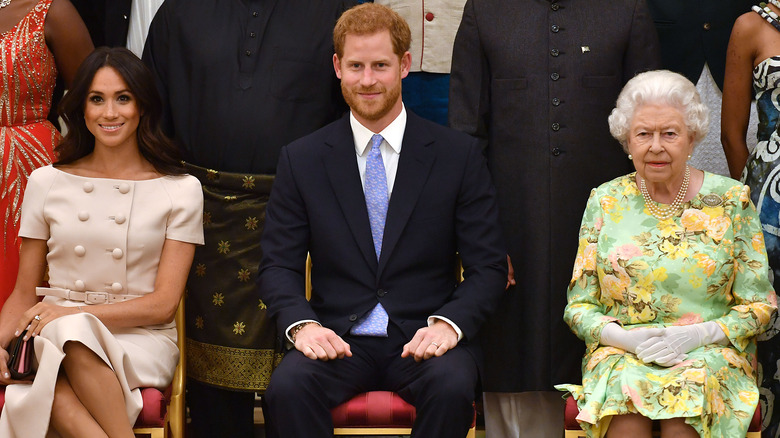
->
<box><xmin>449</xmin><ymin>0</ymin><xmax>662</xmax><ymax>392</ymax></box>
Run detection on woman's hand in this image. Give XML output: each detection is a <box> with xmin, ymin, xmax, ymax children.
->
<box><xmin>17</xmin><ymin>302</ymin><xmax>80</xmax><ymax>340</ymax></box>
<box><xmin>0</xmin><ymin>347</ymin><xmax>33</xmax><ymax>385</ymax></box>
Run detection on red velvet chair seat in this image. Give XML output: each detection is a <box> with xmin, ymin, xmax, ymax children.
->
<box><xmin>331</xmin><ymin>391</ymin><xmax>417</xmax><ymax>428</ymax></box>
<box><xmin>564</xmin><ymin>396</ymin><xmax>761</xmax><ymax>434</ymax></box>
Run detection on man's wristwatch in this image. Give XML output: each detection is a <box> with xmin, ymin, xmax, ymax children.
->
<box><xmin>290</xmin><ymin>321</ymin><xmax>320</xmax><ymax>343</ymax></box>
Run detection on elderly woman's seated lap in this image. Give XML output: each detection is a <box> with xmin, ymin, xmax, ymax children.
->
<box><xmin>556</xmin><ymin>70</ymin><xmax>778</xmax><ymax>438</ymax></box>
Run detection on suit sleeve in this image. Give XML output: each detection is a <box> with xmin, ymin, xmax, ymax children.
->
<box><xmin>622</xmin><ymin>0</ymin><xmax>662</xmax><ymax>83</ymax></box>
<box><xmin>433</xmin><ymin>140</ymin><xmax>507</xmax><ymax>340</ymax></box>
<box><xmin>447</xmin><ymin>0</ymin><xmax>490</xmax><ymax>153</ymax></box>
<box><xmin>141</xmin><ymin>1</ymin><xmax>175</xmax><ymax>137</ymax></box>
<box><xmin>257</xmin><ymin>146</ymin><xmax>318</xmax><ymax>335</ymax></box>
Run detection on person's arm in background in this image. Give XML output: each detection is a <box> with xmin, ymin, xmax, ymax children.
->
<box><xmin>45</xmin><ymin>0</ymin><xmax>94</xmax><ymax>87</ymax></box>
<box><xmin>722</xmin><ymin>12</ymin><xmax>758</xmax><ymax>179</ymax></box>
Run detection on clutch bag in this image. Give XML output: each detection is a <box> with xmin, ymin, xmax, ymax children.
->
<box><xmin>7</xmin><ymin>330</ymin><xmax>34</xmax><ymax>380</ymax></box>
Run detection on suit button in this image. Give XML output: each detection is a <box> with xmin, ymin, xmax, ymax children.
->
<box><xmin>349</xmin><ymin>314</ymin><xmax>358</xmax><ymax>322</ymax></box>
<box><xmin>552</xmin><ymin>97</ymin><xmax>561</xmax><ymax>106</ymax></box>
<box><xmin>552</xmin><ymin>148</ymin><xmax>561</xmax><ymax>156</ymax></box>
<box><xmin>377</xmin><ymin>289</ymin><xmax>386</xmax><ymax>297</ymax></box>
<box><xmin>551</xmin><ymin>3</ymin><xmax>559</xmax><ymax>10</ymax></box>
<box><xmin>252</xmin><ymin>11</ymin><xmax>259</xmax><ymax>17</ymax></box>
<box><xmin>425</xmin><ymin>12</ymin><xmax>434</xmax><ymax>21</ymax></box>
<box><xmin>551</xmin><ymin>122</ymin><xmax>560</xmax><ymax>131</ymax></box>
<box><xmin>74</xmin><ymin>280</ymin><xmax>86</xmax><ymax>291</ymax></box>
<box><xmin>550</xmin><ymin>48</ymin><xmax>560</xmax><ymax>57</ymax></box>
<box><xmin>114</xmin><ymin>214</ymin><xmax>126</xmax><ymax>224</ymax></box>
<box><xmin>112</xmin><ymin>282</ymin><xmax>123</xmax><ymax>293</ymax></box>
<box><xmin>83</xmin><ymin>182</ymin><xmax>94</xmax><ymax>193</ymax></box>
<box><xmin>112</xmin><ymin>248</ymin><xmax>124</xmax><ymax>259</ymax></box>
<box><xmin>703</xmin><ymin>22</ymin><xmax>711</xmax><ymax>30</ymax></box>
<box><xmin>74</xmin><ymin>245</ymin><xmax>86</xmax><ymax>256</ymax></box>
<box><xmin>118</xmin><ymin>183</ymin><xmax>131</xmax><ymax>194</ymax></box>
<box><xmin>550</xmin><ymin>72</ymin><xmax>560</xmax><ymax>81</ymax></box>
<box><xmin>551</xmin><ymin>24</ymin><xmax>559</xmax><ymax>32</ymax></box>
<box><xmin>78</xmin><ymin>211</ymin><xmax>89</xmax><ymax>221</ymax></box>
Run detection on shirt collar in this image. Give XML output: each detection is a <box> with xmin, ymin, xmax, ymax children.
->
<box><xmin>351</xmin><ymin>105</ymin><xmax>406</xmax><ymax>157</ymax></box>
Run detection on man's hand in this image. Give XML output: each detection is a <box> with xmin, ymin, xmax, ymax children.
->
<box><xmin>401</xmin><ymin>320</ymin><xmax>458</xmax><ymax>362</ymax></box>
<box><xmin>506</xmin><ymin>254</ymin><xmax>516</xmax><ymax>290</ymax></box>
<box><xmin>294</xmin><ymin>324</ymin><xmax>352</xmax><ymax>361</ymax></box>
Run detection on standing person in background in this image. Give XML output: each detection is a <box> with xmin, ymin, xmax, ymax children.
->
<box><xmin>722</xmin><ymin>2</ymin><xmax>780</xmax><ymax>434</ymax></box>
<box><xmin>448</xmin><ymin>0</ymin><xmax>661</xmax><ymax>435</ymax></box>
<box><xmin>0</xmin><ymin>0</ymin><xmax>93</xmax><ymax>309</ymax></box>
<box><xmin>647</xmin><ymin>0</ymin><xmax>758</xmax><ymax>177</ymax></box>
<box><xmin>143</xmin><ymin>0</ymin><xmax>353</xmax><ymax>436</ymax></box>
<box><xmin>369</xmin><ymin>0</ymin><xmax>466</xmax><ymax>126</ymax></box>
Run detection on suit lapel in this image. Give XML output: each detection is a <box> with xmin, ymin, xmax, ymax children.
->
<box><xmin>323</xmin><ymin>116</ymin><xmax>378</xmax><ymax>270</ymax></box>
<box><xmin>378</xmin><ymin>114</ymin><xmax>436</xmax><ymax>277</ymax></box>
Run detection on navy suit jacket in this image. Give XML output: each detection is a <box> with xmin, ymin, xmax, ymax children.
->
<box><xmin>257</xmin><ymin>111</ymin><xmax>507</xmax><ymax>349</ymax></box>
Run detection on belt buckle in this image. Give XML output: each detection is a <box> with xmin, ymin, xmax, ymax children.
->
<box><xmin>85</xmin><ymin>292</ymin><xmax>109</xmax><ymax>304</ymax></box>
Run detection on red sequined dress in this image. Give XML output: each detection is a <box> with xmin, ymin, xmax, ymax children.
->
<box><xmin>0</xmin><ymin>0</ymin><xmax>59</xmax><ymax>307</ymax></box>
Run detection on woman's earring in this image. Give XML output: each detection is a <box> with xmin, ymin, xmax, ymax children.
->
<box><xmin>687</xmin><ymin>154</ymin><xmax>692</xmax><ymax>160</ymax></box>
<box><xmin>628</xmin><ymin>154</ymin><xmax>633</xmax><ymax>160</ymax></box>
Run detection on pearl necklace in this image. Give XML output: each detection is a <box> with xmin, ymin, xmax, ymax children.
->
<box><xmin>639</xmin><ymin>166</ymin><xmax>690</xmax><ymax>220</ymax></box>
<box><xmin>0</xmin><ymin>0</ymin><xmax>11</xmax><ymax>9</ymax></box>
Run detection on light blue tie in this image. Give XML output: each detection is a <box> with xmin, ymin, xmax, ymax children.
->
<box><xmin>351</xmin><ymin>134</ymin><xmax>389</xmax><ymax>337</ymax></box>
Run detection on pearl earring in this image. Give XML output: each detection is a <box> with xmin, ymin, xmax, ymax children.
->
<box><xmin>628</xmin><ymin>154</ymin><xmax>633</xmax><ymax>160</ymax></box>
<box><xmin>687</xmin><ymin>154</ymin><xmax>692</xmax><ymax>160</ymax></box>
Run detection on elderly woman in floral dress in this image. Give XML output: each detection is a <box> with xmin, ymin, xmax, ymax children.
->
<box><xmin>556</xmin><ymin>70</ymin><xmax>778</xmax><ymax>438</ymax></box>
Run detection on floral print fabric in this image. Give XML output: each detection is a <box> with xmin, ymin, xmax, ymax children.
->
<box><xmin>556</xmin><ymin>172</ymin><xmax>777</xmax><ymax>437</ymax></box>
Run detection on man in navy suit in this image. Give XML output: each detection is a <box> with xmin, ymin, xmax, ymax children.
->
<box><xmin>257</xmin><ymin>3</ymin><xmax>507</xmax><ymax>436</ymax></box>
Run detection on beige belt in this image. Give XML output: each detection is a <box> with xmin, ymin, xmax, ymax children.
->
<box><xmin>36</xmin><ymin>287</ymin><xmax>142</xmax><ymax>304</ymax></box>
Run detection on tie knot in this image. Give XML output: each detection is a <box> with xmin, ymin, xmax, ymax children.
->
<box><xmin>370</xmin><ymin>134</ymin><xmax>383</xmax><ymax>155</ymax></box>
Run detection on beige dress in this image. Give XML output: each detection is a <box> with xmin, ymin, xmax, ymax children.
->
<box><xmin>0</xmin><ymin>165</ymin><xmax>204</xmax><ymax>437</ymax></box>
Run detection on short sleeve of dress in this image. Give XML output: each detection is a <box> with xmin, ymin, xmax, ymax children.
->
<box><xmin>18</xmin><ymin>165</ymin><xmax>58</xmax><ymax>240</ymax></box>
<box><xmin>161</xmin><ymin>175</ymin><xmax>204</xmax><ymax>245</ymax></box>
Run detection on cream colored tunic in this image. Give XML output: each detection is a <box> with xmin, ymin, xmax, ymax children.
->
<box><xmin>0</xmin><ymin>165</ymin><xmax>204</xmax><ymax>437</ymax></box>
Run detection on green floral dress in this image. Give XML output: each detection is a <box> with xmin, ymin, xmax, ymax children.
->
<box><xmin>555</xmin><ymin>172</ymin><xmax>777</xmax><ymax>437</ymax></box>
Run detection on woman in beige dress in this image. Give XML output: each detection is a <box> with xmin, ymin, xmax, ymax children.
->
<box><xmin>0</xmin><ymin>47</ymin><xmax>203</xmax><ymax>438</ymax></box>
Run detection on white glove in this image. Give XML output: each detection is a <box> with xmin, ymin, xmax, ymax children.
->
<box><xmin>599</xmin><ymin>323</ymin><xmax>665</xmax><ymax>354</ymax></box>
<box><xmin>636</xmin><ymin>322</ymin><xmax>728</xmax><ymax>367</ymax></box>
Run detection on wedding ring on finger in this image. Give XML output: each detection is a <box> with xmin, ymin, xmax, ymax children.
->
<box><xmin>34</xmin><ymin>315</ymin><xmax>42</xmax><ymax>321</ymax></box>
<box><xmin>430</xmin><ymin>341</ymin><xmax>439</xmax><ymax>347</ymax></box>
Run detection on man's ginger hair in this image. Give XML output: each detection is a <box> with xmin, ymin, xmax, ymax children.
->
<box><xmin>333</xmin><ymin>3</ymin><xmax>411</xmax><ymax>59</ymax></box>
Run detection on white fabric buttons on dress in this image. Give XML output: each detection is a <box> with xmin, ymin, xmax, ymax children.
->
<box><xmin>74</xmin><ymin>245</ymin><xmax>86</xmax><ymax>256</ymax></box>
<box><xmin>118</xmin><ymin>183</ymin><xmax>131</xmax><ymax>194</ymax></box>
<box><xmin>74</xmin><ymin>280</ymin><xmax>86</xmax><ymax>291</ymax></box>
<box><xmin>114</xmin><ymin>214</ymin><xmax>126</xmax><ymax>224</ymax></box>
<box><xmin>112</xmin><ymin>248</ymin><xmax>124</xmax><ymax>259</ymax></box>
<box><xmin>83</xmin><ymin>182</ymin><xmax>94</xmax><ymax>193</ymax></box>
<box><xmin>111</xmin><ymin>282</ymin><xmax>123</xmax><ymax>293</ymax></box>
<box><xmin>78</xmin><ymin>211</ymin><xmax>89</xmax><ymax>221</ymax></box>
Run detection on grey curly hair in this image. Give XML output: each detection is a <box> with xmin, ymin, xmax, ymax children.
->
<box><xmin>608</xmin><ymin>70</ymin><xmax>709</xmax><ymax>153</ymax></box>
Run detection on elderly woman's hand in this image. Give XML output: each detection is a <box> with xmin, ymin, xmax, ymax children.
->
<box><xmin>636</xmin><ymin>322</ymin><xmax>727</xmax><ymax>367</ymax></box>
<box><xmin>600</xmin><ymin>323</ymin><xmax>666</xmax><ymax>354</ymax></box>
<box><xmin>17</xmin><ymin>302</ymin><xmax>81</xmax><ymax>340</ymax></box>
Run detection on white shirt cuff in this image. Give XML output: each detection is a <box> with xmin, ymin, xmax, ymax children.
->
<box><xmin>428</xmin><ymin>315</ymin><xmax>463</xmax><ymax>341</ymax></box>
<box><xmin>285</xmin><ymin>319</ymin><xmax>320</xmax><ymax>344</ymax></box>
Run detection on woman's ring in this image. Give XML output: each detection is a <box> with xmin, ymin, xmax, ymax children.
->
<box><xmin>431</xmin><ymin>341</ymin><xmax>439</xmax><ymax>347</ymax></box>
<box><xmin>34</xmin><ymin>315</ymin><xmax>42</xmax><ymax>321</ymax></box>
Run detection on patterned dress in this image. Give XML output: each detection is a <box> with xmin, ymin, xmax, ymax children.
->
<box><xmin>556</xmin><ymin>173</ymin><xmax>777</xmax><ymax>437</ymax></box>
<box><xmin>0</xmin><ymin>0</ymin><xmax>60</xmax><ymax>307</ymax></box>
<box><xmin>741</xmin><ymin>8</ymin><xmax>780</xmax><ymax>436</ymax></box>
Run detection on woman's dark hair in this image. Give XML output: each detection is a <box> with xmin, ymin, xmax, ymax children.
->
<box><xmin>56</xmin><ymin>47</ymin><xmax>184</xmax><ymax>175</ymax></box>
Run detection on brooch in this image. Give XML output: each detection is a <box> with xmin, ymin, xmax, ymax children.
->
<box><xmin>702</xmin><ymin>193</ymin><xmax>723</xmax><ymax>207</ymax></box>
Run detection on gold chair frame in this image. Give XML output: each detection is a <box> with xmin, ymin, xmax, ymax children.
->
<box><xmin>133</xmin><ymin>297</ymin><xmax>186</xmax><ymax>438</ymax></box>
